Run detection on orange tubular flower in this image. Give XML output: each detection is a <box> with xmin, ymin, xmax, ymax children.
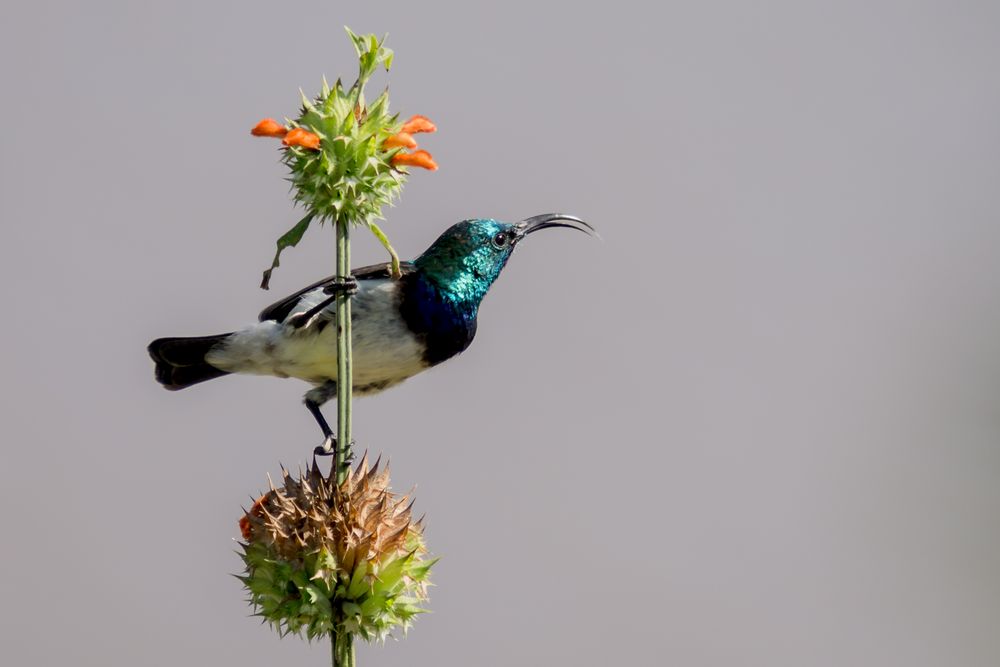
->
<box><xmin>391</xmin><ymin>149</ymin><xmax>438</xmax><ymax>171</ymax></box>
<box><xmin>383</xmin><ymin>132</ymin><xmax>418</xmax><ymax>149</ymax></box>
<box><xmin>239</xmin><ymin>494</ymin><xmax>267</xmax><ymax>540</ymax></box>
<box><xmin>400</xmin><ymin>114</ymin><xmax>437</xmax><ymax>134</ymax></box>
<box><xmin>385</xmin><ymin>115</ymin><xmax>438</xmax><ymax>171</ymax></box>
<box><xmin>282</xmin><ymin>127</ymin><xmax>321</xmax><ymax>150</ymax></box>
<box><xmin>251</xmin><ymin>118</ymin><xmax>288</xmax><ymax>138</ymax></box>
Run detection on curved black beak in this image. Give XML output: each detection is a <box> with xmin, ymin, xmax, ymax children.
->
<box><xmin>511</xmin><ymin>213</ymin><xmax>597</xmax><ymax>245</ymax></box>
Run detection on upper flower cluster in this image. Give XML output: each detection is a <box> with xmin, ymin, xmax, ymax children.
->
<box><xmin>254</xmin><ymin>28</ymin><xmax>436</xmax><ymax>287</ymax></box>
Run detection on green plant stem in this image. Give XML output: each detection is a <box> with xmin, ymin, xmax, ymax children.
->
<box><xmin>335</xmin><ymin>218</ymin><xmax>353</xmax><ymax>485</ymax></box>
<box><xmin>332</xmin><ymin>629</ymin><xmax>356</xmax><ymax>667</ymax></box>
<box><xmin>333</xmin><ymin>218</ymin><xmax>355</xmax><ymax>666</ymax></box>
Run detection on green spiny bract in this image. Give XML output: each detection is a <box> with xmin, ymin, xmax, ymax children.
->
<box><xmin>238</xmin><ymin>455</ymin><xmax>436</xmax><ymax>643</ymax></box>
<box><xmin>284</xmin><ymin>73</ymin><xmax>403</xmax><ymax>226</ymax></box>
<box><xmin>260</xmin><ymin>28</ymin><xmax>417</xmax><ymax>288</ymax></box>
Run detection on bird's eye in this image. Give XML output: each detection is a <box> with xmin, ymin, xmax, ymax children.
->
<box><xmin>491</xmin><ymin>232</ymin><xmax>508</xmax><ymax>249</ymax></box>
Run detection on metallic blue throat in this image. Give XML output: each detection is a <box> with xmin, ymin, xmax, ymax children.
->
<box><xmin>399</xmin><ymin>272</ymin><xmax>479</xmax><ymax>365</ymax></box>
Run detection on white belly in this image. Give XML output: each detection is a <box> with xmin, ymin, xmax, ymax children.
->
<box><xmin>206</xmin><ymin>279</ymin><xmax>428</xmax><ymax>391</ymax></box>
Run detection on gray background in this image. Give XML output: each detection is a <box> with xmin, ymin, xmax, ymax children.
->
<box><xmin>2</xmin><ymin>1</ymin><xmax>999</xmax><ymax>665</ymax></box>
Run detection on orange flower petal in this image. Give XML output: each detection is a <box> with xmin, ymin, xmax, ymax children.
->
<box><xmin>251</xmin><ymin>118</ymin><xmax>288</xmax><ymax>138</ymax></box>
<box><xmin>238</xmin><ymin>515</ymin><xmax>251</xmax><ymax>540</ymax></box>
<box><xmin>391</xmin><ymin>149</ymin><xmax>438</xmax><ymax>171</ymax></box>
<box><xmin>239</xmin><ymin>495</ymin><xmax>268</xmax><ymax>540</ymax></box>
<box><xmin>383</xmin><ymin>132</ymin><xmax>418</xmax><ymax>149</ymax></box>
<box><xmin>399</xmin><ymin>114</ymin><xmax>437</xmax><ymax>135</ymax></box>
<box><xmin>282</xmin><ymin>127</ymin><xmax>321</xmax><ymax>150</ymax></box>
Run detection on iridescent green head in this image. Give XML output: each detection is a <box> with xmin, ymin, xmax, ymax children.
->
<box><xmin>414</xmin><ymin>214</ymin><xmax>595</xmax><ymax>307</ymax></box>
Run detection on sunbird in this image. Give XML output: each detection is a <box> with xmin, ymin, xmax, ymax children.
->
<box><xmin>148</xmin><ymin>214</ymin><xmax>594</xmax><ymax>450</ymax></box>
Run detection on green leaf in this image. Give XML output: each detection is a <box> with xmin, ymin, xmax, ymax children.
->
<box><xmin>346</xmin><ymin>559</ymin><xmax>371</xmax><ymax>599</ymax></box>
<box><xmin>359</xmin><ymin>593</ymin><xmax>388</xmax><ymax>618</ymax></box>
<box><xmin>406</xmin><ymin>556</ymin><xmax>440</xmax><ymax>582</ymax></box>
<box><xmin>299</xmin><ymin>89</ymin><xmax>316</xmax><ymax>113</ymax></box>
<box><xmin>374</xmin><ymin>552</ymin><xmax>412</xmax><ymax>592</ymax></box>
<box><xmin>318</xmin><ymin>547</ymin><xmax>338</xmax><ymax>572</ymax></box>
<box><xmin>344</xmin><ymin>26</ymin><xmax>365</xmax><ymax>57</ymax></box>
<box><xmin>366</xmin><ymin>90</ymin><xmax>390</xmax><ymax>124</ymax></box>
<box><xmin>261</xmin><ymin>213</ymin><xmax>315</xmax><ymax>289</ymax></box>
<box><xmin>290</xmin><ymin>570</ymin><xmax>309</xmax><ymax>591</ymax></box>
<box><xmin>366</xmin><ymin>221</ymin><xmax>401</xmax><ymax>278</ymax></box>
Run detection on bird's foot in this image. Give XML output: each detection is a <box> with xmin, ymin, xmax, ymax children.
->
<box><xmin>314</xmin><ymin>435</ymin><xmax>336</xmax><ymax>457</ymax></box>
<box><xmin>312</xmin><ymin>437</ymin><xmax>357</xmax><ymax>466</ymax></box>
<box><xmin>288</xmin><ymin>277</ymin><xmax>358</xmax><ymax>329</ymax></box>
<box><xmin>323</xmin><ymin>276</ymin><xmax>358</xmax><ymax>296</ymax></box>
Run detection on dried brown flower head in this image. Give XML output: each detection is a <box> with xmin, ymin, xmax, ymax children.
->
<box><xmin>238</xmin><ymin>455</ymin><xmax>435</xmax><ymax>642</ymax></box>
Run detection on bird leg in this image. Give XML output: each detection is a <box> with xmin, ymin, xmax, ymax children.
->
<box><xmin>287</xmin><ymin>276</ymin><xmax>358</xmax><ymax>329</ymax></box>
<box><xmin>305</xmin><ymin>398</ymin><xmax>337</xmax><ymax>456</ymax></box>
<box><xmin>304</xmin><ymin>383</ymin><xmax>355</xmax><ymax>464</ymax></box>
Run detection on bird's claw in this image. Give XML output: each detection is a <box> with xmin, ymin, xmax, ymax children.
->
<box><xmin>288</xmin><ymin>277</ymin><xmax>357</xmax><ymax>329</ymax></box>
<box><xmin>323</xmin><ymin>276</ymin><xmax>358</xmax><ymax>296</ymax></box>
<box><xmin>314</xmin><ymin>435</ymin><xmax>336</xmax><ymax>457</ymax></box>
<box><xmin>312</xmin><ymin>437</ymin><xmax>356</xmax><ymax>467</ymax></box>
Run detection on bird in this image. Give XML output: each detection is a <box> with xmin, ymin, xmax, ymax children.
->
<box><xmin>148</xmin><ymin>214</ymin><xmax>594</xmax><ymax>451</ymax></box>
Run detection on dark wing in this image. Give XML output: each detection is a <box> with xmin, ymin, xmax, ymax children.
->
<box><xmin>258</xmin><ymin>262</ymin><xmax>416</xmax><ymax>322</ymax></box>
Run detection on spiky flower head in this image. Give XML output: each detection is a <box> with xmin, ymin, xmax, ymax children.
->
<box><xmin>238</xmin><ymin>455</ymin><xmax>436</xmax><ymax>645</ymax></box>
<box><xmin>254</xmin><ymin>27</ymin><xmax>437</xmax><ymax>288</ymax></box>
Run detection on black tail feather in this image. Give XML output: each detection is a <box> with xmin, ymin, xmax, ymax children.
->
<box><xmin>148</xmin><ymin>334</ymin><xmax>232</xmax><ymax>390</ymax></box>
